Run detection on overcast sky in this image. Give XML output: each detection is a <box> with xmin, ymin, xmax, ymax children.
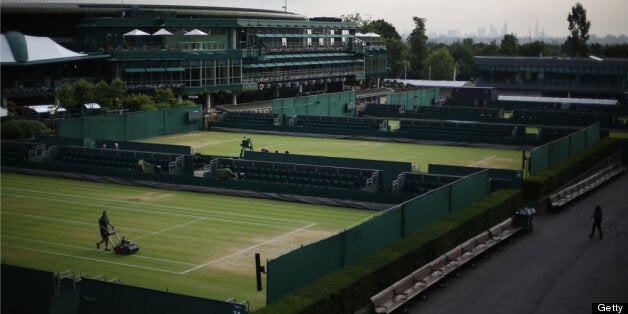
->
<box><xmin>17</xmin><ymin>0</ymin><xmax>628</xmax><ymax>38</ymax></box>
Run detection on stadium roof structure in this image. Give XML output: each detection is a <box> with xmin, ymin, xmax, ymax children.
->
<box><xmin>1</xmin><ymin>31</ymin><xmax>109</xmax><ymax>65</ymax></box>
<box><xmin>392</xmin><ymin>79</ymin><xmax>473</xmax><ymax>88</ymax></box>
<box><xmin>498</xmin><ymin>95</ymin><xmax>619</xmax><ymax>106</ymax></box>
<box><xmin>0</xmin><ymin>1</ymin><xmax>307</xmax><ymax>20</ymax></box>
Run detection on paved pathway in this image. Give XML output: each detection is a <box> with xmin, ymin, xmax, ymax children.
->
<box><xmin>402</xmin><ymin>172</ymin><xmax>627</xmax><ymax>314</ymax></box>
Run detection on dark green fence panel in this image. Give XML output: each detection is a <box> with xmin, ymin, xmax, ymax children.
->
<box><xmin>529</xmin><ymin>144</ymin><xmax>550</xmax><ymax>174</ymax></box>
<box><xmin>586</xmin><ymin>123</ymin><xmax>601</xmax><ymax>147</ymax></box>
<box><xmin>1</xmin><ymin>264</ymin><xmax>54</xmax><ymax>314</ymax></box>
<box><xmin>49</xmin><ymin>289</ymin><xmax>81</xmax><ymax>314</ymax></box>
<box><xmin>59</xmin><ymin>106</ymin><xmax>202</xmax><ymax>141</ymax></box>
<box><xmin>427</xmin><ymin>164</ymin><xmax>523</xmax><ymax>189</ymax></box>
<box><xmin>570</xmin><ymin>129</ymin><xmax>587</xmax><ymax>156</ymax></box>
<box><xmin>403</xmin><ymin>188</ymin><xmax>451</xmax><ymax>236</ymax></box>
<box><xmin>344</xmin><ymin>207</ymin><xmax>403</xmax><ymax>265</ymax></box>
<box><xmin>387</xmin><ymin>89</ymin><xmax>438</xmax><ymax>110</ymax></box>
<box><xmin>267</xmin><ymin>232</ymin><xmax>344</xmax><ymax>303</ymax></box>
<box><xmin>549</xmin><ymin>137</ymin><xmax>571</xmax><ymax>165</ymax></box>
<box><xmin>78</xmin><ymin>278</ymin><xmax>246</xmax><ymax>314</ymax></box>
<box><xmin>450</xmin><ymin>171</ymin><xmax>489</xmax><ymax>211</ymax></box>
<box><xmin>126</xmin><ymin>111</ymin><xmax>150</xmax><ymax>140</ymax></box>
<box><xmin>271</xmin><ymin>92</ymin><xmax>356</xmax><ymax>117</ymax></box>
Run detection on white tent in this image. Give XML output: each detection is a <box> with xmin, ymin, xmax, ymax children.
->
<box><xmin>84</xmin><ymin>103</ymin><xmax>101</xmax><ymax>109</ymax></box>
<box><xmin>152</xmin><ymin>28</ymin><xmax>173</xmax><ymax>36</ymax></box>
<box><xmin>124</xmin><ymin>29</ymin><xmax>150</xmax><ymax>36</ymax></box>
<box><xmin>184</xmin><ymin>29</ymin><xmax>208</xmax><ymax>36</ymax></box>
<box><xmin>27</xmin><ymin>105</ymin><xmax>67</xmax><ymax>114</ymax></box>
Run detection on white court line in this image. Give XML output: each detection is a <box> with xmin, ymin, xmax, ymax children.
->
<box><xmin>2</xmin><ymin>235</ymin><xmax>195</xmax><ymax>266</ymax></box>
<box><xmin>181</xmin><ymin>222</ymin><xmax>316</xmax><ymax>274</ymax></box>
<box><xmin>467</xmin><ymin>155</ymin><xmax>496</xmax><ymax>167</ymax></box>
<box><xmin>134</xmin><ymin>218</ymin><xmax>206</xmax><ymax>240</ymax></box>
<box><xmin>399</xmin><ymin>153</ymin><xmax>424</xmax><ymax>161</ymax></box>
<box><xmin>1</xmin><ymin>191</ymin><xmax>303</xmax><ymax>230</ymax></box>
<box><xmin>2</xmin><ymin>244</ymin><xmax>185</xmax><ymax>274</ymax></box>
<box><xmin>192</xmin><ymin>138</ymin><xmax>239</xmax><ymax>149</ymax></box>
<box><xmin>2</xmin><ymin>211</ymin><xmax>153</xmax><ymax>233</ymax></box>
<box><xmin>2</xmin><ymin>187</ymin><xmax>310</xmax><ymax>225</ymax></box>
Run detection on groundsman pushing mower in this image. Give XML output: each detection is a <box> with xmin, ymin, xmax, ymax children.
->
<box><xmin>108</xmin><ymin>227</ymin><xmax>140</xmax><ymax>255</ymax></box>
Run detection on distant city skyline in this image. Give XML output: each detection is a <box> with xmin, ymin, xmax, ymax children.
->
<box><xmin>12</xmin><ymin>0</ymin><xmax>628</xmax><ymax>39</ymax></box>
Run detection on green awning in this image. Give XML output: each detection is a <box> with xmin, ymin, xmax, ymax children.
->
<box><xmin>124</xmin><ymin>68</ymin><xmax>145</xmax><ymax>73</ymax></box>
<box><xmin>146</xmin><ymin>67</ymin><xmax>166</xmax><ymax>72</ymax></box>
<box><xmin>165</xmin><ymin>67</ymin><xmax>185</xmax><ymax>72</ymax></box>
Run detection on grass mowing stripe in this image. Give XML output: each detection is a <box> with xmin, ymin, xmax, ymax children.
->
<box><xmin>2</xmin><ymin>235</ymin><xmax>195</xmax><ymax>266</ymax></box>
<box><xmin>2</xmin><ymin>211</ymin><xmax>153</xmax><ymax>233</ymax></box>
<box><xmin>134</xmin><ymin>218</ymin><xmax>207</xmax><ymax>240</ymax></box>
<box><xmin>2</xmin><ymin>187</ymin><xmax>312</xmax><ymax>226</ymax></box>
<box><xmin>1</xmin><ymin>244</ymin><xmax>183</xmax><ymax>274</ymax></box>
<box><xmin>2</xmin><ymin>190</ymin><xmax>307</xmax><ymax>230</ymax></box>
<box><xmin>181</xmin><ymin>222</ymin><xmax>317</xmax><ymax>274</ymax></box>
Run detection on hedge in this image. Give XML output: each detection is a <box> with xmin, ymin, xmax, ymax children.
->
<box><xmin>523</xmin><ymin>137</ymin><xmax>622</xmax><ymax>201</ymax></box>
<box><xmin>255</xmin><ymin>189</ymin><xmax>522</xmax><ymax>314</ymax></box>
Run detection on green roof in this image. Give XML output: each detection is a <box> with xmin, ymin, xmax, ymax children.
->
<box><xmin>4</xmin><ymin>31</ymin><xmax>28</xmax><ymax>62</ymax></box>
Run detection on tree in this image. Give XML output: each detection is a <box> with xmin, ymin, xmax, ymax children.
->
<box><xmin>362</xmin><ymin>18</ymin><xmax>406</xmax><ymax>78</ymax></box>
<box><xmin>56</xmin><ymin>83</ymin><xmax>76</xmax><ymax>110</ymax></box>
<box><xmin>519</xmin><ymin>41</ymin><xmax>550</xmax><ymax>57</ymax></box>
<box><xmin>500</xmin><ymin>34</ymin><xmax>519</xmax><ymax>56</ymax></box>
<box><xmin>423</xmin><ymin>48</ymin><xmax>457</xmax><ymax>80</ymax></box>
<box><xmin>340</xmin><ymin>13</ymin><xmax>371</xmax><ymax>28</ymax></box>
<box><xmin>385</xmin><ymin>37</ymin><xmax>409</xmax><ymax>78</ymax></box>
<box><xmin>110</xmin><ymin>78</ymin><xmax>127</xmax><ymax>109</ymax></box>
<box><xmin>363</xmin><ymin>19</ymin><xmax>401</xmax><ymax>40</ymax></box>
<box><xmin>450</xmin><ymin>39</ymin><xmax>475</xmax><ymax>80</ymax></box>
<box><xmin>564</xmin><ymin>2</ymin><xmax>591</xmax><ymax>57</ymax></box>
<box><xmin>1</xmin><ymin>120</ymin><xmax>51</xmax><ymax>140</ymax></box>
<box><xmin>123</xmin><ymin>93</ymin><xmax>155</xmax><ymax>111</ymax></box>
<box><xmin>408</xmin><ymin>17</ymin><xmax>429</xmax><ymax>78</ymax></box>
<box><xmin>93</xmin><ymin>80</ymin><xmax>113</xmax><ymax>109</ymax></box>
<box><xmin>73</xmin><ymin>79</ymin><xmax>95</xmax><ymax>110</ymax></box>
<box><xmin>154</xmin><ymin>88</ymin><xmax>177</xmax><ymax>106</ymax></box>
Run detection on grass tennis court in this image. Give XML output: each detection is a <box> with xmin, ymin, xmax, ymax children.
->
<box><xmin>0</xmin><ymin>173</ymin><xmax>374</xmax><ymax>310</ymax></box>
<box><xmin>2</xmin><ymin>130</ymin><xmax>524</xmax><ymax>311</ymax></box>
<box><xmin>142</xmin><ymin>131</ymin><xmax>524</xmax><ymax>171</ymax></box>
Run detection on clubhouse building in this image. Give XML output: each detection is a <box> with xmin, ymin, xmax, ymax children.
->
<box><xmin>1</xmin><ymin>2</ymin><xmax>388</xmax><ymax>108</ymax></box>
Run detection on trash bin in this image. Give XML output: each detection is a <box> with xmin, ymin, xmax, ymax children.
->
<box><xmin>515</xmin><ymin>207</ymin><xmax>536</xmax><ymax>233</ymax></box>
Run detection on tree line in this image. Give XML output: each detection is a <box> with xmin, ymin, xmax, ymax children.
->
<box><xmin>344</xmin><ymin>2</ymin><xmax>628</xmax><ymax>81</ymax></box>
<box><xmin>55</xmin><ymin>79</ymin><xmax>194</xmax><ymax>113</ymax></box>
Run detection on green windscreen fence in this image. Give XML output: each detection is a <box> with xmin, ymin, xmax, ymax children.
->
<box><xmin>528</xmin><ymin>123</ymin><xmax>601</xmax><ymax>175</ymax></box>
<box><xmin>402</xmin><ymin>187</ymin><xmax>450</xmax><ymax>237</ymax></box>
<box><xmin>386</xmin><ymin>88</ymin><xmax>439</xmax><ymax>110</ymax></box>
<box><xmin>59</xmin><ymin>106</ymin><xmax>203</xmax><ymax>141</ymax></box>
<box><xmin>78</xmin><ymin>278</ymin><xmax>247</xmax><ymax>314</ymax></box>
<box><xmin>271</xmin><ymin>91</ymin><xmax>356</xmax><ymax>117</ymax></box>
<box><xmin>427</xmin><ymin>164</ymin><xmax>523</xmax><ymax>189</ymax></box>
<box><xmin>344</xmin><ymin>206</ymin><xmax>403</xmax><ymax>265</ymax></box>
<box><xmin>266</xmin><ymin>170</ymin><xmax>490</xmax><ymax>304</ymax></box>
<box><xmin>450</xmin><ymin>171</ymin><xmax>489</xmax><ymax>211</ymax></box>
<box><xmin>266</xmin><ymin>232</ymin><xmax>345</xmax><ymax>303</ymax></box>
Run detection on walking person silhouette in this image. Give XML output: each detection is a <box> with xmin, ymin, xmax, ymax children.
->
<box><xmin>589</xmin><ymin>205</ymin><xmax>603</xmax><ymax>239</ymax></box>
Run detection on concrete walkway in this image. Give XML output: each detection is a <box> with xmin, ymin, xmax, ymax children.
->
<box><xmin>402</xmin><ymin>172</ymin><xmax>627</xmax><ymax>314</ymax></box>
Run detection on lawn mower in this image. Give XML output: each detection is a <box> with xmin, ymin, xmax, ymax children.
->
<box><xmin>108</xmin><ymin>227</ymin><xmax>140</xmax><ymax>255</ymax></box>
